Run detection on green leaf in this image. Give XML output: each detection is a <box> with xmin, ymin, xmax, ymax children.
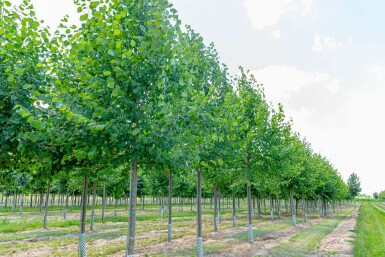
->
<box><xmin>132</xmin><ymin>129</ymin><xmax>140</xmax><ymax>136</ymax></box>
<box><xmin>114</xmin><ymin>29</ymin><xmax>121</xmax><ymax>36</ymax></box>
<box><xmin>37</xmin><ymin>63</ymin><xmax>43</xmax><ymax>68</ymax></box>
<box><xmin>155</xmin><ymin>19</ymin><xmax>162</xmax><ymax>26</ymax></box>
<box><xmin>7</xmin><ymin>74</ymin><xmax>15</xmax><ymax>83</ymax></box>
<box><xmin>4</xmin><ymin>1</ymin><xmax>11</xmax><ymax>7</ymax></box>
<box><xmin>16</xmin><ymin>68</ymin><xmax>25</xmax><ymax>75</ymax></box>
<box><xmin>112</xmin><ymin>88</ymin><xmax>119</xmax><ymax>97</ymax></box>
<box><xmin>90</xmin><ymin>1</ymin><xmax>99</xmax><ymax>8</ymax></box>
<box><xmin>108</xmin><ymin>49</ymin><xmax>115</xmax><ymax>56</ymax></box>
<box><xmin>80</xmin><ymin>14</ymin><xmax>88</xmax><ymax>21</ymax></box>
<box><xmin>116</xmin><ymin>40</ymin><xmax>122</xmax><ymax>49</ymax></box>
<box><xmin>31</xmin><ymin>120</ymin><xmax>42</xmax><ymax>130</ymax></box>
<box><xmin>65</xmin><ymin>111</ymin><xmax>73</xmax><ymax>120</ymax></box>
<box><xmin>107</xmin><ymin>77</ymin><xmax>114</xmax><ymax>88</ymax></box>
<box><xmin>103</xmin><ymin>71</ymin><xmax>111</xmax><ymax>76</ymax></box>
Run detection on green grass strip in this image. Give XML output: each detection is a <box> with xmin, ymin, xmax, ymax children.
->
<box><xmin>269</xmin><ymin>209</ymin><xmax>352</xmax><ymax>257</ymax></box>
<box><xmin>354</xmin><ymin>203</ymin><xmax>385</xmax><ymax>257</ymax></box>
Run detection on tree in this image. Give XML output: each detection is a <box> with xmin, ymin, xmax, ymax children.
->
<box><xmin>347</xmin><ymin>172</ymin><xmax>361</xmax><ymax>198</ymax></box>
<box><xmin>379</xmin><ymin>190</ymin><xmax>385</xmax><ymax>200</ymax></box>
<box><xmin>373</xmin><ymin>192</ymin><xmax>379</xmax><ymax>199</ymax></box>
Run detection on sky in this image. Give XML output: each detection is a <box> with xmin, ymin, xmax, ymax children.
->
<box><xmin>11</xmin><ymin>0</ymin><xmax>385</xmax><ymax>195</ymax></box>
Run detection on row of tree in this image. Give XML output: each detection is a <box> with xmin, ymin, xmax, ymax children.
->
<box><xmin>0</xmin><ymin>0</ymin><xmax>354</xmax><ymax>256</ymax></box>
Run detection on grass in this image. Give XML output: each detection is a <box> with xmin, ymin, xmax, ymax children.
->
<box><xmin>268</xmin><ymin>209</ymin><xmax>352</xmax><ymax>257</ymax></box>
<box><xmin>354</xmin><ymin>203</ymin><xmax>385</xmax><ymax>256</ymax></box>
<box><xmin>233</xmin><ymin>219</ymin><xmax>293</xmax><ymax>241</ymax></box>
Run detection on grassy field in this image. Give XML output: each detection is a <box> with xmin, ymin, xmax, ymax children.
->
<box><xmin>354</xmin><ymin>202</ymin><xmax>385</xmax><ymax>257</ymax></box>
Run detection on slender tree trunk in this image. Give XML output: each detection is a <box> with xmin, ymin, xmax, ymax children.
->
<box><xmin>11</xmin><ymin>188</ymin><xmax>16</xmax><ymax>213</ymax></box>
<box><xmin>102</xmin><ymin>184</ymin><xmax>106</xmax><ymax>223</ymax></box>
<box><xmin>232</xmin><ymin>191</ymin><xmax>236</xmax><ymax>226</ymax></box>
<box><xmin>19</xmin><ymin>193</ymin><xmax>23</xmax><ymax>215</ymax></box>
<box><xmin>39</xmin><ymin>190</ymin><xmax>43</xmax><ymax>213</ymax></box>
<box><xmin>64</xmin><ymin>192</ymin><xmax>69</xmax><ymax>220</ymax></box>
<box><xmin>161</xmin><ymin>191</ymin><xmax>164</xmax><ymax>219</ymax></box>
<box><xmin>196</xmin><ymin>169</ymin><xmax>203</xmax><ymax>257</ymax></box>
<box><xmin>247</xmin><ymin>184</ymin><xmax>253</xmax><ymax>243</ymax></box>
<box><xmin>213</xmin><ymin>182</ymin><xmax>218</xmax><ymax>232</ymax></box>
<box><xmin>43</xmin><ymin>181</ymin><xmax>51</xmax><ymax>229</ymax></box>
<box><xmin>4</xmin><ymin>193</ymin><xmax>8</xmax><ymax>208</ymax></box>
<box><xmin>78</xmin><ymin>174</ymin><xmax>89</xmax><ymax>257</ymax></box>
<box><xmin>168</xmin><ymin>169</ymin><xmax>172</xmax><ymax>242</ymax></box>
<box><xmin>218</xmin><ymin>184</ymin><xmax>221</xmax><ymax>223</ymax></box>
<box><xmin>114</xmin><ymin>198</ymin><xmax>118</xmax><ymax>217</ymax></box>
<box><xmin>290</xmin><ymin>189</ymin><xmax>296</xmax><ymax>226</ymax></box>
<box><xmin>257</xmin><ymin>197</ymin><xmax>261</xmax><ymax>217</ymax></box>
<box><xmin>269</xmin><ymin>193</ymin><xmax>274</xmax><ymax>220</ymax></box>
<box><xmin>29</xmin><ymin>193</ymin><xmax>33</xmax><ymax>208</ymax></box>
<box><xmin>90</xmin><ymin>181</ymin><xmax>97</xmax><ymax>231</ymax></box>
<box><xmin>125</xmin><ymin>160</ymin><xmax>138</xmax><ymax>256</ymax></box>
<box><xmin>252</xmin><ymin>197</ymin><xmax>256</xmax><ymax>218</ymax></box>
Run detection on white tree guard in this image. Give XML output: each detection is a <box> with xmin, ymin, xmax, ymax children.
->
<box><xmin>79</xmin><ymin>233</ymin><xmax>86</xmax><ymax>257</ymax></box>
<box><xmin>248</xmin><ymin>224</ymin><xmax>254</xmax><ymax>243</ymax></box>
<box><xmin>197</xmin><ymin>236</ymin><xmax>204</xmax><ymax>257</ymax></box>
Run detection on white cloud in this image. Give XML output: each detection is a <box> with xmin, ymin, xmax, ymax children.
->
<box><xmin>252</xmin><ymin>65</ymin><xmax>385</xmax><ymax>195</ymax></box>
<box><xmin>369</xmin><ymin>65</ymin><xmax>385</xmax><ymax>83</ymax></box>
<box><xmin>244</xmin><ymin>0</ymin><xmax>313</xmax><ymax>30</ymax></box>
<box><xmin>251</xmin><ymin>65</ymin><xmax>337</xmax><ymax>105</ymax></box>
<box><xmin>312</xmin><ymin>34</ymin><xmax>353</xmax><ymax>52</ymax></box>
<box><xmin>271</xmin><ymin>30</ymin><xmax>282</xmax><ymax>40</ymax></box>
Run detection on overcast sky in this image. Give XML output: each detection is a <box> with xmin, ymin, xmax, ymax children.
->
<box><xmin>12</xmin><ymin>0</ymin><xmax>385</xmax><ymax>195</ymax></box>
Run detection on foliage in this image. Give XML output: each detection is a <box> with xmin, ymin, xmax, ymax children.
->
<box><xmin>347</xmin><ymin>172</ymin><xmax>362</xmax><ymax>198</ymax></box>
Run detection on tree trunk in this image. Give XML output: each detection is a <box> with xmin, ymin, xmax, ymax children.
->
<box><xmin>252</xmin><ymin>197</ymin><xmax>256</xmax><ymax>218</ymax></box>
<box><xmin>11</xmin><ymin>188</ymin><xmax>16</xmax><ymax>213</ymax></box>
<box><xmin>19</xmin><ymin>193</ymin><xmax>23</xmax><ymax>215</ymax></box>
<box><xmin>39</xmin><ymin>190</ymin><xmax>43</xmax><ymax>213</ymax></box>
<box><xmin>168</xmin><ymin>169</ymin><xmax>172</xmax><ymax>242</ymax></box>
<box><xmin>161</xmin><ymin>191</ymin><xmax>164</xmax><ymax>219</ymax></box>
<box><xmin>114</xmin><ymin>198</ymin><xmax>118</xmax><ymax>217</ymax></box>
<box><xmin>102</xmin><ymin>184</ymin><xmax>106</xmax><ymax>223</ymax></box>
<box><xmin>218</xmin><ymin>184</ymin><xmax>221</xmax><ymax>223</ymax></box>
<box><xmin>213</xmin><ymin>182</ymin><xmax>218</xmax><ymax>232</ymax></box>
<box><xmin>64</xmin><ymin>193</ymin><xmax>69</xmax><ymax>220</ymax></box>
<box><xmin>247</xmin><ymin>184</ymin><xmax>253</xmax><ymax>243</ymax></box>
<box><xmin>43</xmin><ymin>180</ymin><xmax>51</xmax><ymax>229</ymax></box>
<box><xmin>78</xmin><ymin>173</ymin><xmax>89</xmax><ymax>257</ymax></box>
<box><xmin>232</xmin><ymin>191</ymin><xmax>236</xmax><ymax>226</ymax></box>
<box><xmin>196</xmin><ymin>169</ymin><xmax>203</xmax><ymax>257</ymax></box>
<box><xmin>125</xmin><ymin>160</ymin><xmax>138</xmax><ymax>256</ymax></box>
<box><xmin>269</xmin><ymin>194</ymin><xmax>274</xmax><ymax>220</ymax></box>
<box><xmin>257</xmin><ymin>197</ymin><xmax>261</xmax><ymax>217</ymax></box>
<box><xmin>90</xmin><ymin>181</ymin><xmax>97</xmax><ymax>231</ymax></box>
<box><xmin>290</xmin><ymin>189</ymin><xmax>296</xmax><ymax>226</ymax></box>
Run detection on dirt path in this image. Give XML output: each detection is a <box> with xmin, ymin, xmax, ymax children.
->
<box><xmin>307</xmin><ymin>210</ymin><xmax>357</xmax><ymax>257</ymax></box>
